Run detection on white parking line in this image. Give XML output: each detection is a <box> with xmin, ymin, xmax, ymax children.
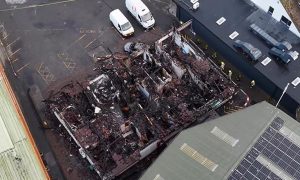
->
<box><xmin>16</xmin><ymin>63</ymin><xmax>30</xmax><ymax>73</ymax></box>
<box><xmin>0</xmin><ymin>0</ymin><xmax>77</xmax><ymax>12</ymax></box>
<box><xmin>6</xmin><ymin>37</ymin><xmax>20</xmax><ymax>48</ymax></box>
<box><xmin>9</xmin><ymin>48</ymin><xmax>21</xmax><ymax>57</ymax></box>
<box><xmin>11</xmin><ymin>58</ymin><xmax>19</xmax><ymax>63</ymax></box>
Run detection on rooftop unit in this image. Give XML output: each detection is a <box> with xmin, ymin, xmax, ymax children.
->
<box><xmin>179</xmin><ymin>0</ymin><xmax>200</xmax><ymax>11</ymax></box>
<box><xmin>250</xmin><ymin>23</ymin><xmax>292</xmax><ymax>51</ymax></box>
<box><xmin>269</xmin><ymin>47</ymin><xmax>299</xmax><ymax>64</ymax></box>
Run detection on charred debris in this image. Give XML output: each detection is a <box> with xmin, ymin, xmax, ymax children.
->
<box><xmin>45</xmin><ymin>21</ymin><xmax>236</xmax><ymax>179</ymax></box>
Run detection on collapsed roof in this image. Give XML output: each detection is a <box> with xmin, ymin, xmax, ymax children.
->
<box><xmin>45</xmin><ymin>21</ymin><xmax>236</xmax><ymax>179</ymax></box>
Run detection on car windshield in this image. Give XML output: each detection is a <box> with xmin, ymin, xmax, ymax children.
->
<box><xmin>121</xmin><ymin>22</ymin><xmax>131</xmax><ymax>31</ymax></box>
<box><xmin>141</xmin><ymin>12</ymin><xmax>152</xmax><ymax>22</ymax></box>
<box><xmin>250</xmin><ymin>48</ymin><xmax>261</xmax><ymax>59</ymax></box>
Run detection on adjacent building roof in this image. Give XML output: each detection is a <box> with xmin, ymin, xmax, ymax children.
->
<box><xmin>0</xmin><ymin>69</ymin><xmax>48</xmax><ymax>179</ymax></box>
<box><xmin>174</xmin><ymin>0</ymin><xmax>300</xmax><ymax>107</ymax></box>
<box><xmin>140</xmin><ymin>101</ymin><xmax>300</xmax><ymax>180</ymax></box>
<box><xmin>249</xmin><ymin>0</ymin><xmax>300</xmax><ymax>37</ymax></box>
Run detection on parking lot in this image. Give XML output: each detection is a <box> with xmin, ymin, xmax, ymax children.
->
<box><xmin>0</xmin><ymin>0</ymin><xmax>176</xmax><ymax>179</ymax></box>
<box><xmin>0</xmin><ymin>0</ymin><xmax>176</xmax><ymax>91</ymax></box>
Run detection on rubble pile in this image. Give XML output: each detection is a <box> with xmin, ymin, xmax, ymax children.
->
<box><xmin>45</xmin><ymin>21</ymin><xmax>236</xmax><ymax>179</ymax></box>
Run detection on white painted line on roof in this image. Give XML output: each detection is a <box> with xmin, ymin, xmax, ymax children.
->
<box><xmin>261</xmin><ymin>57</ymin><xmax>272</xmax><ymax>66</ymax></box>
<box><xmin>210</xmin><ymin>126</ymin><xmax>239</xmax><ymax>147</ymax></box>
<box><xmin>229</xmin><ymin>31</ymin><xmax>239</xmax><ymax>40</ymax></box>
<box><xmin>257</xmin><ymin>155</ymin><xmax>295</xmax><ymax>180</ymax></box>
<box><xmin>280</xmin><ymin>126</ymin><xmax>300</xmax><ymax>147</ymax></box>
<box><xmin>216</xmin><ymin>17</ymin><xmax>226</xmax><ymax>25</ymax></box>
<box><xmin>180</xmin><ymin>143</ymin><xmax>219</xmax><ymax>172</ymax></box>
<box><xmin>291</xmin><ymin>77</ymin><xmax>300</xmax><ymax>87</ymax></box>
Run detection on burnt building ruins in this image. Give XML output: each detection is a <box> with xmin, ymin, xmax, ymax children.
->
<box><xmin>45</xmin><ymin>21</ymin><xmax>237</xmax><ymax>179</ymax></box>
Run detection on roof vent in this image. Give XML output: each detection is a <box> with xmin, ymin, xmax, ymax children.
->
<box><xmin>229</xmin><ymin>31</ymin><xmax>239</xmax><ymax>40</ymax></box>
<box><xmin>288</xmin><ymin>51</ymin><xmax>299</xmax><ymax>61</ymax></box>
<box><xmin>190</xmin><ymin>0</ymin><xmax>199</xmax><ymax>10</ymax></box>
<box><xmin>211</xmin><ymin>126</ymin><xmax>239</xmax><ymax>147</ymax></box>
<box><xmin>291</xmin><ymin>77</ymin><xmax>300</xmax><ymax>87</ymax></box>
<box><xmin>153</xmin><ymin>174</ymin><xmax>165</xmax><ymax>180</ymax></box>
<box><xmin>216</xmin><ymin>17</ymin><xmax>226</xmax><ymax>26</ymax></box>
<box><xmin>180</xmin><ymin>143</ymin><xmax>218</xmax><ymax>172</ymax></box>
<box><xmin>261</xmin><ymin>57</ymin><xmax>272</xmax><ymax>66</ymax></box>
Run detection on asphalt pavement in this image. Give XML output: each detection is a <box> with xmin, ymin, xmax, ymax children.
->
<box><xmin>0</xmin><ymin>0</ymin><xmax>175</xmax><ymax>90</ymax></box>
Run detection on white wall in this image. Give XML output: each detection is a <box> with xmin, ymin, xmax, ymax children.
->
<box><xmin>250</xmin><ymin>0</ymin><xmax>300</xmax><ymax>37</ymax></box>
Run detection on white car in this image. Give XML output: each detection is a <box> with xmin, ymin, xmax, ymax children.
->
<box><xmin>109</xmin><ymin>9</ymin><xmax>134</xmax><ymax>37</ymax></box>
<box><xmin>125</xmin><ymin>0</ymin><xmax>155</xmax><ymax>29</ymax></box>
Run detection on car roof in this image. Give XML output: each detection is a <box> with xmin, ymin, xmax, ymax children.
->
<box><xmin>243</xmin><ymin>43</ymin><xmax>254</xmax><ymax>50</ymax></box>
<box><xmin>110</xmin><ymin>9</ymin><xmax>129</xmax><ymax>25</ymax></box>
<box><xmin>127</xmin><ymin>0</ymin><xmax>150</xmax><ymax>15</ymax></box>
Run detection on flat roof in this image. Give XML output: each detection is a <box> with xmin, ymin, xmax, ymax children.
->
<box><xmin>174</xmin><ymin>0</ymin><xmax>300</xmax><ymax>105</ymax></box>
<box><xmin>250</xmin><ymin>0</ymin><xmax>300</xmax><ymax>37</ymax></box>
<box><xmin>140</xmin><ymin>101</ymin><xmax>299</xmax><ymax>180</ymax></box>
<box><xmin>0</xmin><ymin>70</ymin><xmax>47</xmax><ymax>179</ymax></box>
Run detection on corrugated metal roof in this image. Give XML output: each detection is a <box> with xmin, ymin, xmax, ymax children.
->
<box><xmin>140</xmin><ymin>101</ymin><xmax>299</xmax><ymax>180</ymax></box>
<box><xmin>0</xmin><ymin>114</ymin><xmax>14</xmax><ymax>153</ymax></box>
<box><xmin>0</xmin><ymin>75</ymin><xmax>47</xmax><ymax>179</ymax></box>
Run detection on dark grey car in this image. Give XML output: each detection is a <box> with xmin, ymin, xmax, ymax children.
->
<box><xmin>233</xmin><ymin>39</ymin><xmax>262</xmax><ymax>61</ymax></box>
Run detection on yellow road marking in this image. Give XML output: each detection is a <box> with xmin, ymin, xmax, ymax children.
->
<box><xmin>36</xmin><ymin>63</ymin><xmax>55</xmax><ymax>84</ymax></box>
<box><xmin>65</xmin><ymin>33</ymin><xmax>86</xmax><ymax>51</ymax></box>
<box><xmin>84</xmin><ymin>38</ymin><xmax>98</xmax><ymax>48</ymax></box>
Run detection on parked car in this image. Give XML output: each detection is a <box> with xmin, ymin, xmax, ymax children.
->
<box><xmin>109</xmin><ymin>9</ymin><xmax>134</xmax><ymax>37</ymax></box>
<box><xmin>125</xmin><ymin>0</ymin><xmax>155</xmax><ymax>29</ymax></box>
<box><xmin>233</xmin><ymin>39</ymin><xmax>262</xmax><ymax>61</ymax></box>
<box><xmin>269</xmin><ymin>47</ymin><xmax>299</xmax><ymax>64</ymax></box>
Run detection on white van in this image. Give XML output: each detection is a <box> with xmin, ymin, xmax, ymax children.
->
<box><xmin>125</xmin><ymin>0</ymin><xmax>155</xmax><ymax>29</ymax></box>
<box><xmin>109</xmin><ymin>9</ymin><xmax>134</xmax><ymax>37</ymax></box>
